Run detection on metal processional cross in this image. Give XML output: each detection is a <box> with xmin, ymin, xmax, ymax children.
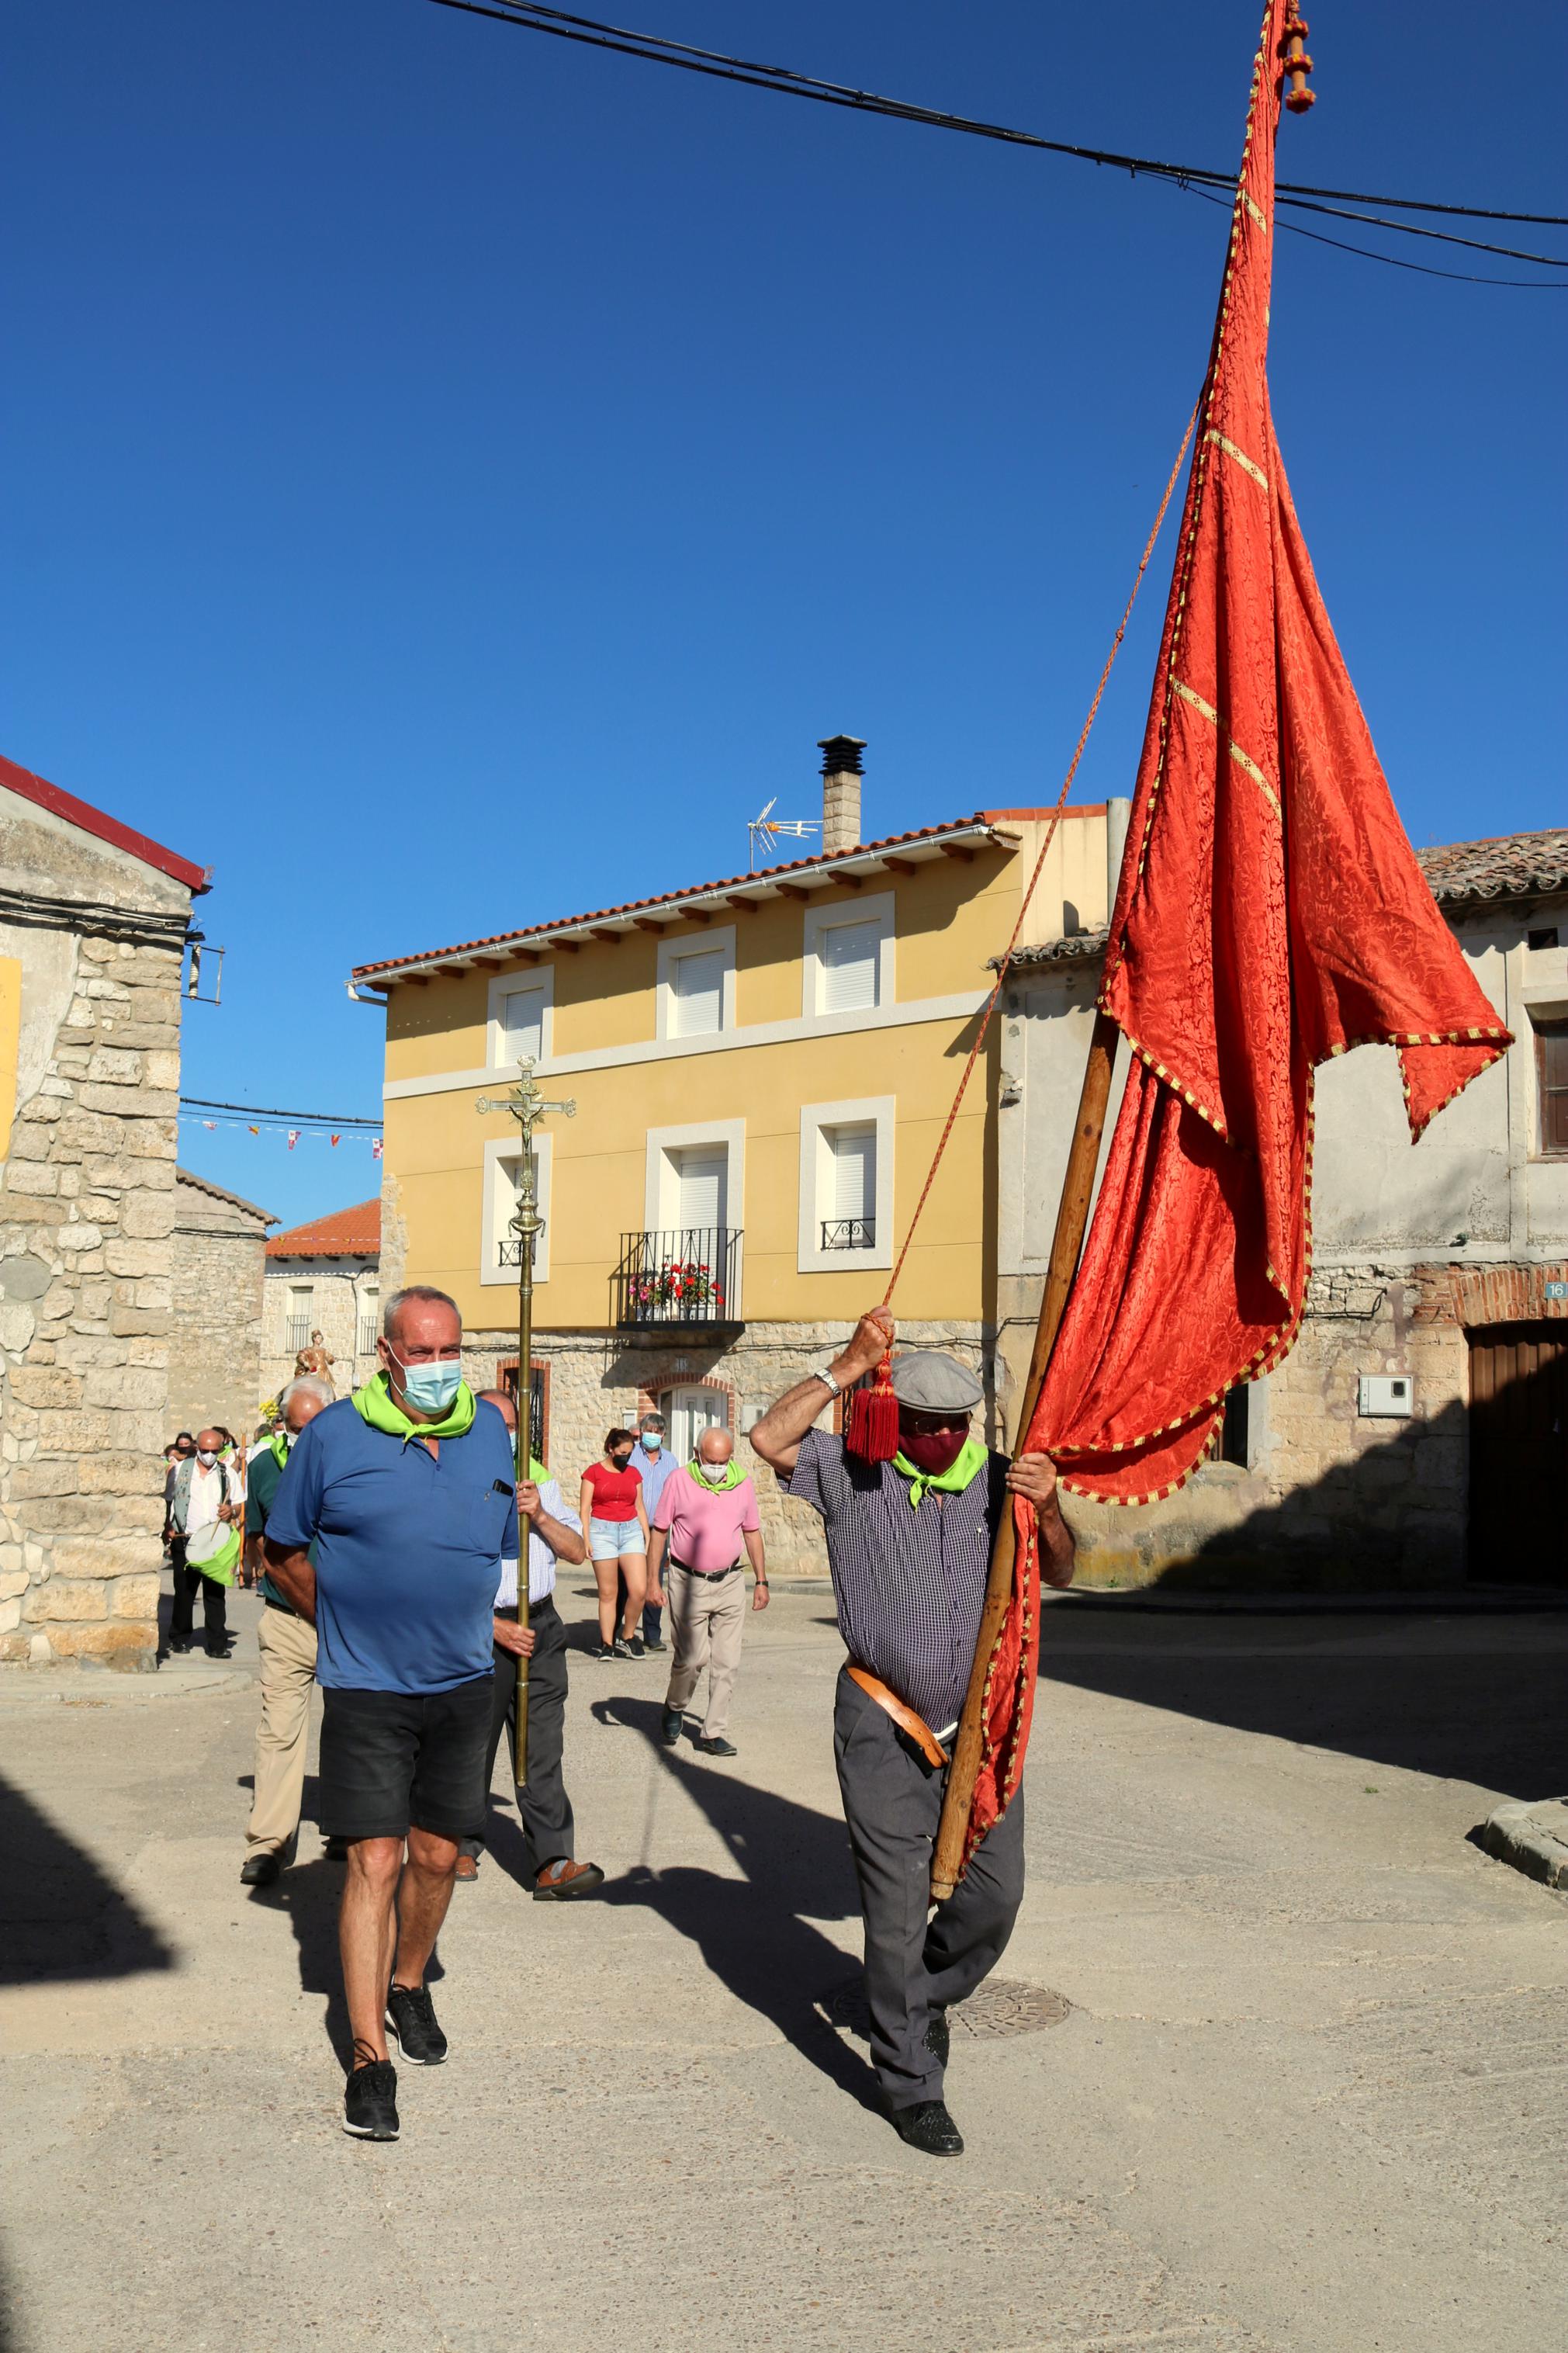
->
<box><xmin>476</xmin><ymin>1060</ymin><xmax>576</xmax><ymax>1782</ymax></box>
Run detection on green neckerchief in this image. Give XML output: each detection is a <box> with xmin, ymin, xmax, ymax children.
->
<box><xmin>268</xmin><ymin>1430</ymin><xmax>289</xmax><ymax>1471</ymax></box>
<box><xmin>351</xmin><ymin>1369</ymin><xmax>476</xmax><ymax>1445</ymax></box>
<box><xmin>521</xmin><ymin>1456</ymin><xmax>548</xmax><ymax>1484</ymax></box>
<box><xmin>688</xmin><ymin>1457</ymin><xmax>745</xmax><ymax>1491</ymax></box>
<box><xmin>892</xmin><ymin>1437</ymin><xmax>988</xmax><ymax>1510</ymax></box>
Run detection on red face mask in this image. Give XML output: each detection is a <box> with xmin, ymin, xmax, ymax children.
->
<box><xmin>897</xmin><ymin>1417</ymin><xmax>970</xmax><ymax>1477</ymax></box>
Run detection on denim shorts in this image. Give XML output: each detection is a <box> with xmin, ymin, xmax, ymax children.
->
<box><xmin>589</xmin><ymin>1517</ymin><xmax>645</xmax><ymax>1561</ymax></box>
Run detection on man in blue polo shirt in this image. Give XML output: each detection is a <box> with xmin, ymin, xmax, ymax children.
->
<box><xmin>265</xmin><ymin>1284</ymin><xmax>517</xmax><ymax>2143</ymax></box>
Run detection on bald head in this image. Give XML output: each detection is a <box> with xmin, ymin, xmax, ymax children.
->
<box><xmin>477</xmin><ymin>1385</ymin><xmax>517</xmax><ymax>1434</ymax></box>
<box><xmin>696</xmin><ymin>1426</ymin><xmax>733</xmax><ymax>1468</ymax></box>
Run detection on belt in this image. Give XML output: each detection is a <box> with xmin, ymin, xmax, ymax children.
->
<box><xmin>670</xmin><ymin>1558</ymin><xmax>738</xmax><ymax>1581</ymax></box>
<box><xmin>264</xmin><ymin>1594</ymin><xmax>303</xmax><ymax>1622</ymax></box>
<box><xmin>846</xmin><ymin>1664</ymin><xmax>950</xmax><ymax>1771</ymax></box>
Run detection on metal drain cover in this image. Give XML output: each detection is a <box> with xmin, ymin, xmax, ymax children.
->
<box><xmin>822</xmin><ymin>1974</ymin><xmax>1070</xmax><ymax>2041</ymax></box>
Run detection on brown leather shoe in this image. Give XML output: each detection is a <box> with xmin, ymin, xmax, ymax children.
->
<box><xmin>533</xmin><ymin>1857</ymin><xmax>604</xmax><ymax>1901</ymax></box>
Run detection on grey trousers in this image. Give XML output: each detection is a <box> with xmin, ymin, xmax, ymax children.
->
<box><xmin>833</xmin><ymin>1668</ymin><xmax>1025</xmax><ymax>2111</ymax></box>
<box><xmin>457</xmin><ymin>1597</ymin><xmax>576</xmax><ymax>1878</ymax></box>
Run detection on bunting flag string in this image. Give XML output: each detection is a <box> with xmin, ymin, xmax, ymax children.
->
<box><xmin>178</xmin><ymin>1112</ymin><xmax>384</xmax><ymax>1152</ymax></box>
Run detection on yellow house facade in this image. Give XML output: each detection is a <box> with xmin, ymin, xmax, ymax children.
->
<box><xmin>353</xmin><ymin>743</ymin><xmax>1115</xmax><ymax>1572</ymax></box>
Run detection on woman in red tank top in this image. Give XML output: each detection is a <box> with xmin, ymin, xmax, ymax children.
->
<box><xmin>580</xmin><ymin>1430</ymin><xmax>651</xmax><ymax>1659</ymax></box>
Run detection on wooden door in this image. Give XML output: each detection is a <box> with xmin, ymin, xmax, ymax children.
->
<box><xmin>1467</xmin><ymin>1322</ymin><xmax>1566</xmax><ymax>1582</ymax></box>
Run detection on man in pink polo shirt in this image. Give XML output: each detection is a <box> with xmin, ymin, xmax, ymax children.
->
<box><xmin>647</xmin><ymin>1426</ymin><xmax>769</xmax><ymax>1758</ymax></box>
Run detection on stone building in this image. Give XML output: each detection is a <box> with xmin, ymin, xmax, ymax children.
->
<box><xmin>998</xmin><ymin>828</ymin><xmax>1568</xmax><ymax>1591</ymax></box>
<box><xmin>168</xmin><ymin>1169</ymin><xmax>275</xmax><ymax>1442</ymax></box>
<box><xmin>261</xmin><ymin>1197</ymin><xmax>380</xmax><ymax>1405</ymax></box>
<box><xmin>0</xmin><ymin>751</ymin><xmax>207</xmax><ymax>1669</ymax></box>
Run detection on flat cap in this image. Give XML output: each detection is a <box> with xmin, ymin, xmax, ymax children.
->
<box><xmin>888</xmin><ymin>1350</ymin><xmax>984</xmax><ymax>1412</ymax></box>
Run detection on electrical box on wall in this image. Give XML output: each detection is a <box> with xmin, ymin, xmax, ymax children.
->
<box><xmin>1358</xmin><ymin>1374</ymin><xmax>1414</xmax><ymax>1418</ymax></box>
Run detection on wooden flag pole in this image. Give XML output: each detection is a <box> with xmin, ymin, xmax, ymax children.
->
<box><xmin>929</xmin><ymin>1006</ymin><xmax>1120</xmax><ymax>1903</ymax></box>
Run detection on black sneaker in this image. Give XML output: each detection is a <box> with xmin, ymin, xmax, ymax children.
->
<box><xmin>590</xmin><ymin>1641</ymin><xmax>614</xmax><ymax>1662</ymax></box>
<box><xmin>627</xmin><ymin>1634</ymin><xmax>646</xmax><ymax>1658</ymax></box>
<box><xmin>385</xmin><ymin>1981</ymin><xmax>448</xmax><ymax>2067</ymax></box>
<box><xmin>343</xmin><ymin>2057</ymin><xmax>400</xmax><ymax>2140</ymax></box>
<box><xmin>645</xmin><ymin>1637</ymin><xmax>668</xmax><ymax>1654</ymax></box>
<box><xmin>660</xmin><ymin>1707</ymin><xmax>684</xmax><ymax>1747</ymax></box>
<box><xmin>612</xmin><ymin>1637</ymin><xmax>633</xmax><ymax>1660</ymax></box>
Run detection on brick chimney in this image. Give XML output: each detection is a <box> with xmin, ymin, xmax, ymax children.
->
<box><xmin>819</xmin><ymin>735</ymin><xmax>865</xmax><ymax>857</ymax></box>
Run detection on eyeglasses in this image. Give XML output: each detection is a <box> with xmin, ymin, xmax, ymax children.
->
<box><xmin>898</xmin><ymin>1408</ymin><xmax>971</xmax><ymax>1436</ymax></box>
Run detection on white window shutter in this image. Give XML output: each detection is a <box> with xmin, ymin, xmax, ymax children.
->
<box><xmin>674</xmin><ymin>1148</ymin><xmax>726</xmax><ymax>1233</ymax></box>
<box><xmin>502</xmin><ymin>988</ymin><xmax>544</xmax><ymax>1065</ymax></box>
<box><xmin>821</xmin><ymin>920</ymin><xmax>880</xmax><ymax>1014</ymax></box>
<box><xmin>670</xmin><ymin>949</ymin><xmax>725</xmax><ymax>1038</ymax></box>
<box><xmin>829</xmin><ymin>1124</ymin><xmax>876</xmax><ymax>1222</ymax></box>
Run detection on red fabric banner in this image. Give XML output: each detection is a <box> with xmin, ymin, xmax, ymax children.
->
<box><xmin>1026</xmin><ymin>0</ymin><xmax>1508</xmax><ymax>1506</ymax></box>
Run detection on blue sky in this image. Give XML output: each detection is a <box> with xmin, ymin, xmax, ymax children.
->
<box><xmin>5</xmin><ymin>1</ymin><xmax>1564</xmax><ymax>1228</ymax></box>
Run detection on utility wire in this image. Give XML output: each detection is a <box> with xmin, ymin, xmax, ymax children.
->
<box><xmin>1181</xmin><ymin>181</ymin><xmax>1566</xmax><ymax>289</ymax></box>
<box><xmin>420</xmin><ymin>0</ymin><xmax>1568</xmax><ymax>257</ymax></box>
<box><xmin>179</xmin><ymin>1095</ymin><xmax>382</xmax><ymax>1126</ymax></box>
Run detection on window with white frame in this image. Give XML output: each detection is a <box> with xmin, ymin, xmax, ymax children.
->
<box><xmin>642</xmin><ymin>1119</ymin><xmax>745</xmax><ymax>1314</ymax></box>
<box><xmin>480</xmin><ymin>1135</ymin><xmax>552</xmax><ymax>1284</ymax></box>
<box><xmin>656</xmin><ymin>927</ymin><xmax>736</xmax><ymax>1042</ymax></box>
<box><xmin>356</xmin><ymin>1283</ymin><xmax>380</xmax><ymax>1356</ymax></box>
<box><xmin>486</xmin><ymin>969</ymin><xmax>554</xmax><ymax>1071</ymax></box>
<box><xmin>798</xmin><ymin>1097</ymin><xmax>895</xmax><ymax>1271</ymax></box>
<box><xmin>802</xmin><ymin>892</ymin><xmax>895</xmax><ymax>1021</ymax></box>
<box><xmin>285</xmin><ymin>1284</ymin><xmax>314</xmax><ymax>1353</ymax></box>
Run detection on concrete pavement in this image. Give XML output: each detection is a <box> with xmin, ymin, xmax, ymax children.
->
<box><xmin>2</xmin><ymin>1580</ymin><xmax>1564</xmax><ymax>2353</ymax></box>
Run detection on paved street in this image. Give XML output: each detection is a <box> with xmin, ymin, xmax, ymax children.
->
<box><xmin>2</xmin><ymin>1582</ymin><xmax>1565</xmax><ymax>2353</ymax></box>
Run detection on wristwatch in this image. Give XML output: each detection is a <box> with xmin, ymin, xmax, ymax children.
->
<box><xmin>812</xmin><ymin>1366</ymin><xmax>841</xmax><ymax>1397</ymax></box>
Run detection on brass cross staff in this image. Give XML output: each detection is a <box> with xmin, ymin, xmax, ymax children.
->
<box><xmin>476</xmin><ymin>1060</ymin><xmax>576</xmax><ymax>1783</ymax></box>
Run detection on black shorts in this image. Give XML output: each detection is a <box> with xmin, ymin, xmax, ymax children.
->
<box><xmin>318</xmin><ymin>1676</ymin><xmax>494</xmax><ymax>1842</ymax></box>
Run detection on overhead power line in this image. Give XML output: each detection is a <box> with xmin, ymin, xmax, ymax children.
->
<box><xmin>420</xmin><ymin>0</ymin><xmax>1568</xmax><ymax>279</ymax></box>
<box><xmin>179</xmin><ymin>1095</ymin><xmax>382</xmax><ymax>1127</ymax></box>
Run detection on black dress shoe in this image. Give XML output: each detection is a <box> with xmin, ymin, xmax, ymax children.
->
<box><xmin>891</xmin><ymin>2098</ymin><xmax>964</xmax><ymax>2157</ymax></box>
<box><xmin>694</xmin><ymin>1735</ymin><xmax>738</xmax><ymax>1757</ymax></box>
<box><xmin>925</xmin><ymin>2009</ymin><xmax>950</xmax><ymax>2069</ymax></box>
<box><xmin>660</xmin><ymin>1707</ymin><xmax>684</xmax><ymax>1746</ymax></box>
<box><xmin>240</xmin><ymin>1852</ymin><xmax>281</xmax><ymax>1887</ymax></box>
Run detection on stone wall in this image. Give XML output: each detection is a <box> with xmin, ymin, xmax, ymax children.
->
<box><xmin>0</xmin><ymin>799</ymin><xmax>193</xmax><ymax>1669</ymax></box>
<box><xmin>1050</xmin><ymin>1263</ymin><xmax>1473</xmax><ymax>1592</ymax></box>
<box><xmin>168</xmin><ymin>1171</ymin><xmax>273</xmax><ymax>1443</ymax></box>
<box><xmin>462</xmin><ymin>1316</ymin><xmax>993</xmax><ymax>1581</ymax></box>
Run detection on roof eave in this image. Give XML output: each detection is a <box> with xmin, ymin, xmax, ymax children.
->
<box><xmin>349</xmin><ymin>818</ymin><xmax>1019</xmax><ymax>984</ymax></box>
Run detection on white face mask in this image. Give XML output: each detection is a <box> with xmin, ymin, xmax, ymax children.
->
<box><xmin>196</xmin><ymin>1449</ymin><xmax>217</xmax><ymax>1467</ymax></box>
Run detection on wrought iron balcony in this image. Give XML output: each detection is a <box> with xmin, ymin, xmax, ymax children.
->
<box><xmin>820</xmin><ymin>1217</ymin><xmax>875</xmax><ymax>1252</ymax></box>
<box><xmin>613</xmin><ymin>1227</ymin><xmax>742</xmax><ymax>1328</ymax></box>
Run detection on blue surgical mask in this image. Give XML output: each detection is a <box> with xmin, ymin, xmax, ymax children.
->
<box><xmin>642</xmin><ymin>1433</ymin><xmax>662</xmax><ymax>1450</ymax></box>
<box><xmin>388</xmin><ymin>1352</ymin><xmax>462</xmax><ymax>1414</ymax></box>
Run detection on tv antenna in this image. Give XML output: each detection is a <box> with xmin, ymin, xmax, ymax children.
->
<box><xmin>748</xmin><ymin>795</ymin><xmax>819</xmax><ymax>872</ymax></box>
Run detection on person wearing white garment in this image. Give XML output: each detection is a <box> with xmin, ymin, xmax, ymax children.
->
<box><xmin>167</xmin><ymin>1426</ymin><xmax>241</xmax><ymax>1657</ymax></box>
<box><xmin>454</xmin><ymin>1389</ymin><xmax>604</xmax><ymax>1898</ymax></box>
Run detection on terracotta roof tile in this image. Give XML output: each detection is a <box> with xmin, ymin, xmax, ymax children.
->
<box><xmin>349</xmin><ymin>812</ymin><xmax>1035</xmax><ymax>980</ymax></box>
<box><xmin>266</xmin><ymin>1199</ymin><xmax>381</xmax><ymax>1261</ymax></box>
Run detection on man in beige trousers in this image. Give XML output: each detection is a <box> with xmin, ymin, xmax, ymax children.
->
<box><xmin>648</xmin><ymin>1426</ymin><xmax>768</xmax><ymax>1758</ymax></box>
<box><xmin>239</xmin><ymin>1374</ymin><xmax>333</xmax><ymax>1885</ymax></box>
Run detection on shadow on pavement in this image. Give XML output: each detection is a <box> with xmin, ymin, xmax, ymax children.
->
<box><xmin>590</xmin><ymin>1695</ymin><xmax>880</xmax><ymax>2114</ymax></box>
<box><xmin>0</xmin><ymin>1771</ymin><xmax>174</xmax><ymax>1987</ymax></box>
<box><xmin>1040</xmin><ymin>1612</ymin><xmax>1568</xmax><ymax>1795</ymax></box>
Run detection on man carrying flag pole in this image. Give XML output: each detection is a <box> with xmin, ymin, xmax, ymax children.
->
<box><xmin>931</xmin><ymin>0</ymin><xmax>1511</xmax><ymax>1916</ymax></box>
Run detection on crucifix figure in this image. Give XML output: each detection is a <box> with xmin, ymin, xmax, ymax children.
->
<box><xmin>476</xmin><ymin>1059</ymin><xmax>576</xmax><ymax>1780</ymax></box>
